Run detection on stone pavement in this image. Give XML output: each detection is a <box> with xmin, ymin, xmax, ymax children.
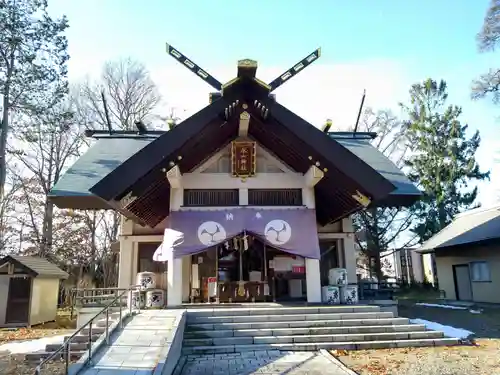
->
<box><xmin>174</xmin><ymin>350</ymin><xmax>354</xmax><ymax>375</ymax></box>
<box><xmin>80</xmin><ymin>309</ymin><xmax>181</xmax><ymax>375</ymax></box>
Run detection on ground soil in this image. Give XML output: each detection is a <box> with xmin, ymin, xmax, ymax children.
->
<box><xmin>336</xmin><ymin>301</ymin><xmax>500</xmax><ymax>375</ymax></box>
<box><xmin>0</xmin><ymin>354</ymin><xmax>77</xmax><ymax>375</ymax></box>
<box><xmin>0</xmin><ymin>309</ymin><xmax>77</xmax><ymax>374</ymax></box>
<box><xmin>336</xmin><ymin>339</ymin><xmax>500</xmax><ymax>375</ymax></box>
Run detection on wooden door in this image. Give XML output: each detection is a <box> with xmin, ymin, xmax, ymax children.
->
<box><xmin>5</xmin><ymin>277</ymin><xmax>31</xmax><ymax>324</ymax></box>
<box><xmin>453</xmin><ymin>264</ymin><xmax>473</xmax><ymax>301</ymax></box>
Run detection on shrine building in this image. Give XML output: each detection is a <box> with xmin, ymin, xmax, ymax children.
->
<box><xmin>49</xmin><ymin>46</ymin><xmax>421</xmax><ymax>307</ymax></box>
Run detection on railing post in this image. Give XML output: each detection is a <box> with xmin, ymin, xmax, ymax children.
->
<box><xmin>105</xmin><ymin>308</ymin><xmax>110</xmax><ymax>345</ymax></box>
<box><xmin>88</xmin><ymin>321</ymin><xmax>93</xmax><ymax>364</ymax></box>
<box><xmin>129</xmin><ymin>289</ymin><xmax>132</xmax><ymax>315</ymax></box>
<box><xmin>119</xmin><ymin>296</ymin><xmax>123</xmax><ymax>328</ymax></box>
<box><xmin>64</xmin><ymin>341</ymin><xmax>70</xmax><ymax>374</ymax></box>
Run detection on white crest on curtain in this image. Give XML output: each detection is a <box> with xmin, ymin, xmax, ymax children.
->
<box><xmin>153</xmin><ymin>228</ymin><xmax>185</xmax><ymax>262</ymax></box>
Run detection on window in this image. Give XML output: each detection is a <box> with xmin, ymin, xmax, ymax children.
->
<box><xmin>470</xmin><ymin>261</ymin><xmax>491</xmax><ymax>282</ymax></box>
<box><xmin>184</xmin><ymin>189</ymin><xmax>239</xmax><ymax>206</ymax></box>
<box><xmin>248</xmin><ymin>189</ymin><xmax>303</xmax><ymax>206</ymax></box>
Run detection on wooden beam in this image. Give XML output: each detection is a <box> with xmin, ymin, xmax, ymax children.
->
<box><xmin>304</xmin><ymin>165</ymin><xmax>324</xmax><ymax>187</ymax></box>
<box><xmin>258</xmin><ymin>97</ymin><xmax>396</xmax><ymax>202</ymax></box>
<box><xmin>238</xmin><ymin>111</ymin><xmax>250</xmax><ymax>137</ymax></box>
<box><xmin>166</xmin><ymin>165</ymin><xmax>182</xmax><ymax>188</ymax></box>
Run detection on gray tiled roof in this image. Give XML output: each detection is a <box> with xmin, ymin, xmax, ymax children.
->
<box><xmin>418</xmin><ymin>206</ymin><xmax>500</xmax><ymax>252</ymax></box>
<box><xmin>49</xmin><ymin>135</ymin><xmax>158</xmax><ymax>208</ymax></box>
<box><xmin>50</xmin><ymin>131</ymin><xmax>420</xmax><ymax>209</ymax></box>
<box><xmin>1</xmin><ymin>255</ymin><xmax>69</xmax><ymax>279</ymax></box>
<box><xmin>333</xmin><ymin>137</ymin><xmax>421</xmax><ymax>199</ymax></box>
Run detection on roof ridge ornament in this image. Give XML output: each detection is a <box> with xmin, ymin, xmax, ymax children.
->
<box><xmin>165</xmin><ymin>42</ymin><xmax>321</xmax><ymax>97</ymax></box>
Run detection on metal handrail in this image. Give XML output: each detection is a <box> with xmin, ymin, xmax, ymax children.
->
<box><xmin>34</xmin><ymin>284</ymin><xmax>141</xmax><ymax>375</ymax></box>
<box><xmin>70</xmin><ymin>287</ymin><xmax>131</xmax><ymax>319</ymax></box>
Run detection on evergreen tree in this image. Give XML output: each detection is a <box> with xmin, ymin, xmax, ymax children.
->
<box><xmin>403</xmin><ymin>79</ymin><xmax>490</xmax><ymax>242</ymax></box>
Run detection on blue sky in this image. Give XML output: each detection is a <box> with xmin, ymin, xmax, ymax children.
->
<box><xmin>50</xmin><ymin>0</ymin><xmax>499</xmax><ymax>205</ymax></box>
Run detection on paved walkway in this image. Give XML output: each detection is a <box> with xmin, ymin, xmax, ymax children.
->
<box><xmin>174</xmin><ymin>350</ymin><xmax>354</xmax><ymax>375</ymax></box>
<box><xmin>80</xmin><ymin>310</ymin><xmax>180</xmax><ymax>375</ymax></box>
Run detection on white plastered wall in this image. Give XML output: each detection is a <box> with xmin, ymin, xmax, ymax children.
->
<box><xmin>118</xmin><ymin>143</ymin><xmax>359</xmax><ymax>305</ymax></box>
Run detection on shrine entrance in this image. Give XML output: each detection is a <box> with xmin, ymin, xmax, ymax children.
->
<box><xmin>189</xmin><ymin>234</ymin><xmax>307</xmax><ymax>304</ymax></box>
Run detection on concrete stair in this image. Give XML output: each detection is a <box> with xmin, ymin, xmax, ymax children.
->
<box><xmin>24</xmin><ymin>312</ymin><xmax>121</xmax><ymax>362</ymax></box>
<box><xmin>181</xmin><ymin>305</ymin><xmax>460</xmax><ymax>354</ymax></box>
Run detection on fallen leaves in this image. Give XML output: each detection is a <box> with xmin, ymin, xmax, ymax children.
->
<box><xmin>335</xmin><ymin>340</ymin><xmax>500</xmax><ymax>375</ymax></box>
<box><xmin>0</xmin><ymin>328</ymin><xmax>72</xmax><ymax>345</ymax></box>
<box><xmin>0</xmin><ymin>354</ymin><xmax>77</xmax><ymax>375</ymax></box>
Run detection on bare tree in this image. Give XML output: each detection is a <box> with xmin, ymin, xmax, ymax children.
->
<box><xmin>8</xmin><ymin>101</ymin><xmax>85</xmax><ymax>257</ymax></box>
<box><xmin>351</xmin><ymin>108</ymin><xmax>417</xmax><ymax>281</ymax></box>
<box><xmin>0</xmin><ymin>166</ymin><xmax>22</xmax><ymax>255</ymax></box>
<box><xmin>472</xmin><ymin>1</ymin><xmax>500</xmax><ymax>103</ymax></box>
<box><xmin>67</xmin><ymin>58</ymin><xmax>163</xmax><ymax>286</ymax></box>
<box><xmin>78</xmin><ymin>58</ymin><xmax>161</xmax><ymax>130</ymax></box>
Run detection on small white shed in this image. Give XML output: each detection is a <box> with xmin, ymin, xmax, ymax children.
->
<box><xmin>0</xmin><ymin>255</ymin><xmax>69</xmax><ymax>327</ymax></box>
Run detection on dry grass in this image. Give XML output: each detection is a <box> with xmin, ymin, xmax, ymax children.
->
<box><xmin>0</xmin><ymin>309</ymin><xmax>76</xmax><ymax>345</ymax></box>
<box><xmin>335</xmin><ymin>339</ymin><xmax>500</xmax><ymax>375</ymax></box>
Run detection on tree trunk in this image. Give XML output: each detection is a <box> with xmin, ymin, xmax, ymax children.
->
<box><xmin>41</xmin><ymin>199</ymin><xmax>54</xmax><ymax>257</ymax></box>
<box><xmin>0</xmin><ymin>88</ymin><xmax>10</xmax><ymax>199</ymax></box>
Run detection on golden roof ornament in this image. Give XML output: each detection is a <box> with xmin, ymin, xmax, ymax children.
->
<box><xmin>352</xmin><ymin>190</ymin><xmax>371</xmax><ymax>207</ymax></box>
<box><xmin>238</xmin><ymin>59</ymin><xmax>258</xmax><ymax>68</ymax></box>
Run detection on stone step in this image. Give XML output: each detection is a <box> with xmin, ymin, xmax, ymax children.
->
<box><xmin>64</xmin><ymin>334</ymin><xmax>100</xmax><ymax>343</ymax></box>
<box><xmin>181</xmin><ymin>338</ymin><xmax>460</xmax><ymax>355</ymax></box>
<box><xmin>46</xmin><ymin>342</ymin><xmax>89</xmax><ymax>352</ymax></box>
<box><xmin>24</xmin><ymin>351</ymin><xmax>86</xmax><ymax>362</ymax></box>
<box><xmin>184</xmin><ymin>324</ymin><xmax>427</xmax><ymax>339</ymax></box>
<box><xmin>95</xmin><ymin>318</ymin><xmax>119</xmax><ymax>328</ymax></box>
<box><xmin>186</xmin><ymin>305</ymin><xmax>380</xmax><ymax>319</ymax></box>
<box><xmin>183</xmin><ymin>330</ymin><xmax>443</xmax><ymax>347</ymax></box>
<box><xmin>80</xmin><ymin>326</ymin><xmax>106</xmax><ymax>335</ymax></box>
<box><xmin>187</xmin><ymin>311</ymin><xmax>394</xmax><ymax>324</ymax></box>
<box><xmin>186</xmin><ymin>317</ymin><xmax>409</xmax><ymax>331</ymax></box>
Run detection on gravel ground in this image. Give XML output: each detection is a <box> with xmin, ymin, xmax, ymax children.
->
<box><xmin>337</xmin><ymin>339</ymin><xmax>500</xmax><ymax>375</ymax></box>
<box><xmin>0</xmin><ymin>353</ymin><xmax>77</xmax><ymax>375</ymax></box>
<box><xmin>336</xmin><ymin>302</ymin><xmax>500</xmax><ymax>375</ymax></box>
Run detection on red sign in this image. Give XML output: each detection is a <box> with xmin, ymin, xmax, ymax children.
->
<box><xmin>292</xmin><ymin>266</ymin><xmax>305</xmax><ymax>274</ymax></box>
<box><xmin>207</xmin><ymin>277</ymin><xmax>217</xmax><ymax>283</ymax></box>
<box><xmin>231</xmin><ymin>141</ymin><xmax>256</xmax><ymax>178</ymax></box>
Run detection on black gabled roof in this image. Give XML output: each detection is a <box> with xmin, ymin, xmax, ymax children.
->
<box><xmin>47</xmin><ymin>70</ymin><xmax>421</xmax><ymax>226</ymax></box>
<box><xmin>0</xmin><ymin>255</ymin><xmax>69</xmax><ymax>279</ymax></box>
<box><xmin>90</xmin><ymin>97</ymin><xmax>232</xmax><ymax>202</ymax></box>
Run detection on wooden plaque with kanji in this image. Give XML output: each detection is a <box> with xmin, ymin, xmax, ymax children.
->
<box><xmin>231</xmin><ymin>141</ymin><xmax>256</xmax><ymax>178</ymax></box>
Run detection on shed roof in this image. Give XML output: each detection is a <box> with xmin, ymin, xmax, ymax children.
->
<box><xmin>418</xmin><ymin>205</ymin><xmax>500</xmax><ymax>253</ymax></box>
<box><xmin>0</xmin><ymin>255</ymin><xmax>69</xmax><ymax>279</ymax></box>
<box><xmin>49</xmin><ymin>136</ymin><xmax>157</xmax><ymax>209</ymax></box>
<box><xmin>332</xmin><ymin>136</ymin><xmax>421</xmax><ymax>206</ymax></box>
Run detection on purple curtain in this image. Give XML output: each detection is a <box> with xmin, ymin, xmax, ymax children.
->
<box><xmin>166</xmin><ymin>208</ymin><xmax>320</xmax><ymax>259</ymax></box>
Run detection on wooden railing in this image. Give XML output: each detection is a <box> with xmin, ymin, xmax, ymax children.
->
<box><xmin>357</xmin><ymin>282</ymin><xmax>400</xmax><ymax>300</ymax></box>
